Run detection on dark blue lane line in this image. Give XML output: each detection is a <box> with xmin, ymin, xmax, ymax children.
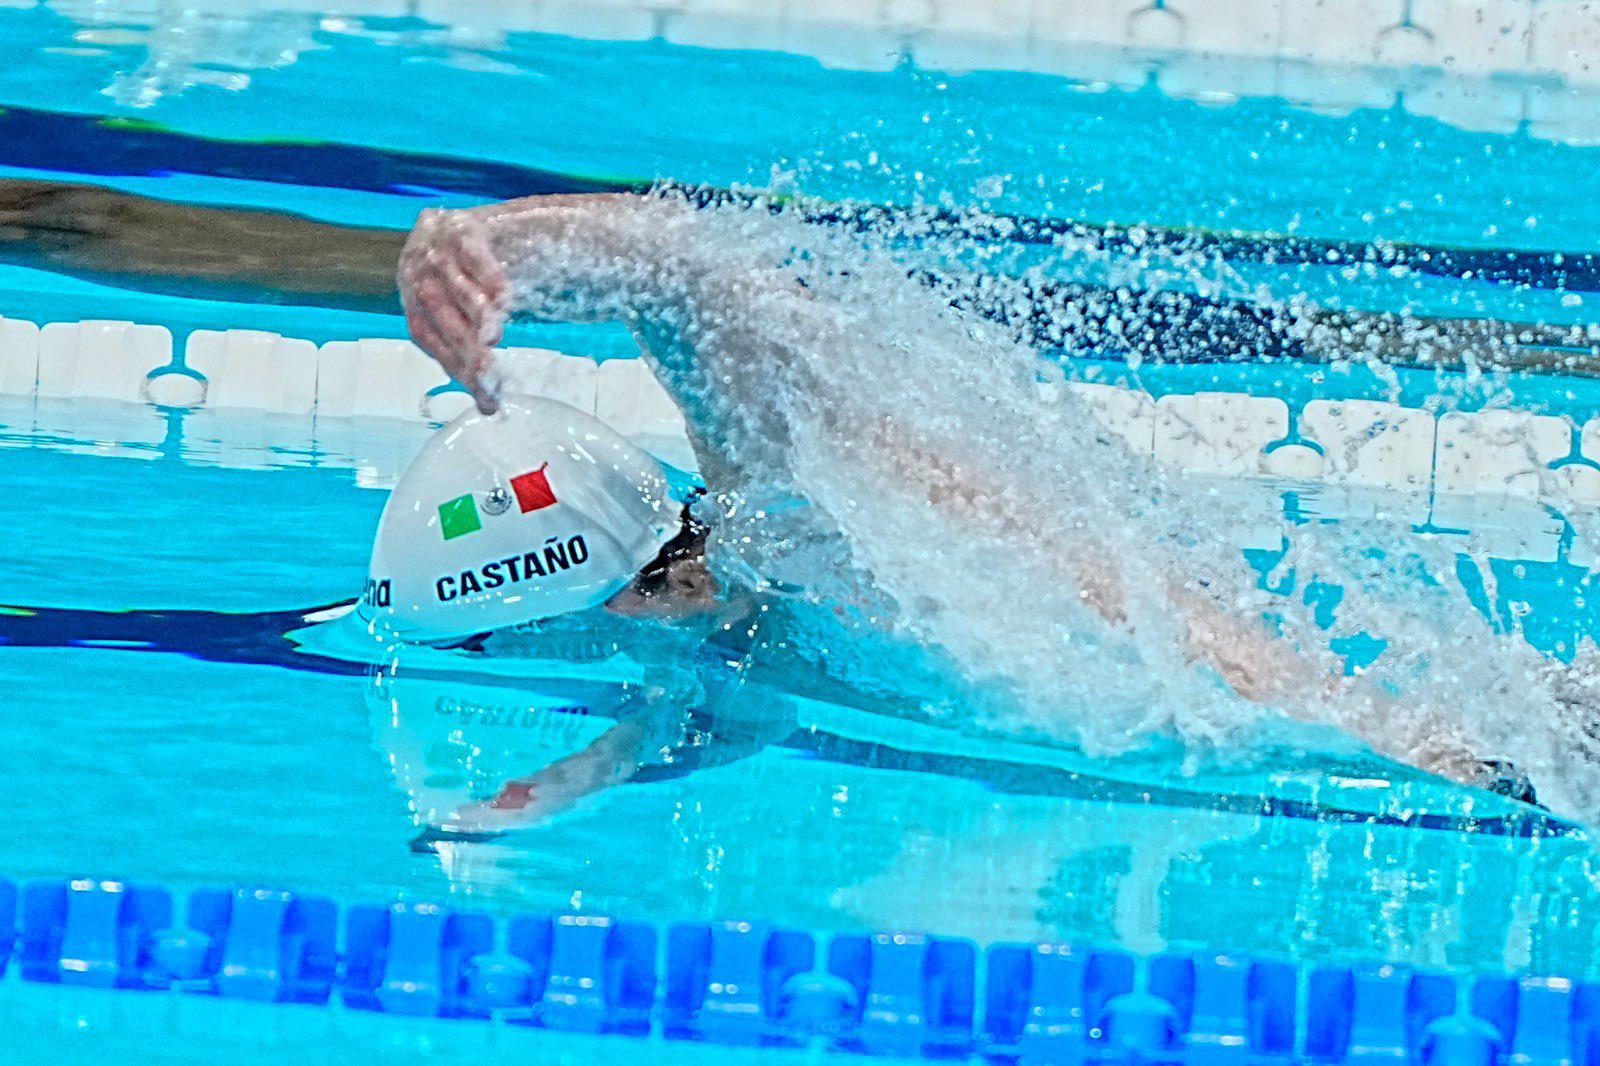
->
<box><xmin>2</xmin><ymin>103</ymin><xmax>1595</xmax><ymax>292</ymax></box>
<box><xmin>688</xmin><ymin>192</ymin><xmax>1600</xmax><ymax>297</ymax></box>
<box><xmin>0</xmin><ymin>106</ymin><xmax>638</xmax><ymax>202</ymax></box>
<box><xmin>1</xmin><ymin>601</ymin><xmax>1556</xmax><ymax>840</ymax></box>
<box><xmin>0</xmin><ymin>601</ymin><xmax>369</xmax><ymax>677</ymax></box>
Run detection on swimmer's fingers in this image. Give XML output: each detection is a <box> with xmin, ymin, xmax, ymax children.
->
<box><xmin>413</xmin><ymin>276</ymin><xmax>476</xmax><ymax>351</ymax></box>
<box><xmin>460</xmin><ymin>373</ymin><xmax>500</xmax><ymax>416</ymax></box>
<box><xmin>478</xmin><ymin>290</ymin><xmax>506</xmax><ymax>349</ymax></box>
<box><xmin>410</xmin><ymin>218</ymin><xmax>505</xmax><ymax>343</ymax></box>
<box><xmin>398</xmin><ymin>207</ymin><xmax>506</xmax><ymax>415</ymax></box>
<box><xmin>405</xmin><ymin>306</ymin><xmax>457</xmax><ymax>376</ymax></box>
<box><xmin>455</xmin><ymin>231</ymin><xmax>509</xmax><ymax>303</ymax></box>
<box><xmin>407</xmin><ymin>296</ymin><xmax>473</xmax><ymax>378</ymax></box>
<box><xmin>440</xmin><ymin>262</ymin><xmax>505</xmax><ymax>349</ymax></box>
<box><xmin>465</xmin><ymin>349</ymin><xmax>501</xmax><ymax>415</ymax></box>
<box><xmin>449</xmin><ymin>230</ymin><xmax>509</xmax><ymax>348</ymax></box>
<box><xmin>409</xmin><ymin>304</ymin><xmax>499</xmax><ymax>415</ymax></box>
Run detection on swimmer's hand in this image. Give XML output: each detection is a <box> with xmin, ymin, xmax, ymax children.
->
<box><xmin>429</xmin><ymin>778</ymin><xmax>555</xmax><ymax>838</ymax></box>
<box><xmin>399</xmin><ymin>208</ymin><xmax>509</xmax><ymax>414</ymax></box>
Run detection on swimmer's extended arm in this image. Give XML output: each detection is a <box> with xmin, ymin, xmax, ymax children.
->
<box><xmin>399</xmin><ymin>192</ymin><xmax>1600</xmax><ymax>414</ymax></box>
<box><xmin>4</xmin><ymin>178</ymin><xmax>1588</xmax><ymax>389</ymax></box>
<box><xmin>868</xmin><ymin>415</ymin><xmax>1484</xmax><ymax>782</ymax></box>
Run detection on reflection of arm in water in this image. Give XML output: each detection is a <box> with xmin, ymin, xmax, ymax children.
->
<box><xmin>398</xmin><ymin>193</ymin><xmax>1491</xmax><ymax>786</ymax></box>
<box><xmin>0</xmin><ymin>179</ymin><xmax>405</xmax><ymax>311</ymax></box>
<box><xmin>441</xmin><ymin>642</ymin><xmax>800</xmax><ymax>835</ymax></box>
<box><xmin>447</xmin><ymin>687</ymin><xmax>663</xmax><ymax>832</ymax></box>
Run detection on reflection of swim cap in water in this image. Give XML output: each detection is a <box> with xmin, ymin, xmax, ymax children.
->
<box><xmin>365</xmin><ymin>665</ymin><xmax>628</xmax><ymax>827</ymax></box>
<box><xmin>361</xmin><ymin>395</ymin><xmax>680</xmax><ymax>642</ymax></box>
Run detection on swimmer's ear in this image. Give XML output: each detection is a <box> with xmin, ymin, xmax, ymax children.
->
<box><xmin>666</xmin><ymin>557</ymin><xmax>718</xmax><ymax>602</ymax></box>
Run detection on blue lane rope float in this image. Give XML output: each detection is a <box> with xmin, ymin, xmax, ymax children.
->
<box><xmin>0</xmin><ymin>874</ymin><xmax>1595</xmax><ymax>1063</ymax></box>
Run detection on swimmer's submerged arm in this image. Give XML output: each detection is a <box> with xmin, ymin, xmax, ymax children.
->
<box><xmin>446</xmin><ymin>683</ymin><xmax>671</xmax><ymax>831</ymax></box>
<box><xmin>449</xmin><ymin>672</ymin><xmax>796</xmax><ymax>832</ymax></box>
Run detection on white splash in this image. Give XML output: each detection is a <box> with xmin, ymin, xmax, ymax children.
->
<box><xmin>502</xmin><ymin>191</ymin><xmax>1600</xmax><ymax>819</ymax></box>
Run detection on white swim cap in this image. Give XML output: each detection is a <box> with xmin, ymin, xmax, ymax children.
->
<box><xmin>361</xmin><ymin>394</ymin><xmax>681</xmax><ymax>642</ymax></box>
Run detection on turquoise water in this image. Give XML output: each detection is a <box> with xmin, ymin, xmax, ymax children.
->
<box><xmin>0</xmin><ymin>4</ymin><xmax>1596</xmax><ymax>334</ymax></box>
<box><xmin>0</xmin><ymin>403</ymin><xmax>1590</xmax><ymax>972</ymax></box>
<box><xmin>2</xmin><ymin>7</ymin><xmax>1596</xmax><ymax>254</ymax></box>
<box><xmin>3</xmin><ymin>3</ymin><xmax>1600</xmax><ymax>1060</ymax></box>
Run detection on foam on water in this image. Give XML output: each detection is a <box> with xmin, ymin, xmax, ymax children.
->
<box><xmin>496</xmin><ymin>191</ymin><xmax>1600</xmax><ymax>819</ymax></box>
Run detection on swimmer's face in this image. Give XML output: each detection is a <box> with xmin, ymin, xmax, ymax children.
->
<box><xmin>607</xmin><ymin>501</ymin><xmax>717</xmax><ymax>620</ymax></box>
<box><xmin>604</xmin><ymin>552</ymin><xmax>720</xmax><ymax>620</ymax></box>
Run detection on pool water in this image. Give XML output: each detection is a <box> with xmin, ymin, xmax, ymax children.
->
<box><xmin>0</xmin><ymin>2</ymin><xmax>1596</xmax><ymax>340</ymax></box>
<box><xmin>0</xmin><ymin>402</ymin><xmax>1591</xmax><ymax>977</ymax></box>
<box><xmin>3</xmin><ymin>2</ymin><xmax>1600</xmax><ymax>1058</ymax></box>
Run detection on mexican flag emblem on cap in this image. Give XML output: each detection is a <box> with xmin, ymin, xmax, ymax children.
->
<box><xmin>437</xmin><ymin>493</ymin><xmax>480</xmax><ymax>540</ymax></box>
<box><xmin>437</xmin><ymin>465</ymin><xmax>558</xmax><ymax>540</ymax></box>
<box><xmin>511</xmin><ymin>464</ymin><xmax>557</xmax><ymax>513</ymax></box>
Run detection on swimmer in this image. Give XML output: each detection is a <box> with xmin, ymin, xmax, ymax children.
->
<box><xmin>0</xmin><ymin>189</ymin><xmax>1569</xmax><ymax>817</ymax></box>
<box><xmin>395</xmin><ymin>191</ymin><xmax>1532</xmax><ymax>798</ymax></box>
